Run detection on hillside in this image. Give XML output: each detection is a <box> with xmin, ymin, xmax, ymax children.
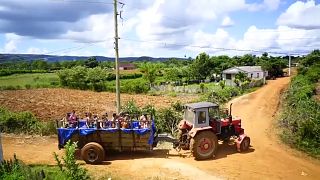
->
<box><xmin>0</xmin><ymin>53</ymin><xmax>187</xmax><ymax>63</ymax></box>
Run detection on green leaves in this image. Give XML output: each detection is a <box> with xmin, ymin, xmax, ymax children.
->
<box><xmin>57</xmin><ymin>66</ymin><xmax>108</xmax><ymax>91</ymax></box>
<box><xmin>139</xmin><ymin>62</ymin><xmax>162</xmax><ymax>86</ymax></box>
<box><xmin>280</xmin><ymin>60</ymin><xmax>320</xmax><ymax>158</ymax></box>
<box><xmin>54</xmin><ymin>141</ymin><xmax>90</xmax><ymax>180</ymax></box>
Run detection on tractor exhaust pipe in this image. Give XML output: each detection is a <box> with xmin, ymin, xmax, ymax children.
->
<box><xmin>229</xmin><ymin>103</ymin><xmax>233</xmax><ymax>123</ymax></box>
<box><xmin>229</xmin><ymin>103</ymin><xmax>233</xmax><ymax>116</ymax></box>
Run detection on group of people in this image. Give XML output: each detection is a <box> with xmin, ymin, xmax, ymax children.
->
<box><xmin>62</xmin><ymin>110</ymin><xmax>150</xmax><ymax>129</ymax></box>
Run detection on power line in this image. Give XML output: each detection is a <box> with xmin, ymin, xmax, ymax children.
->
<box><xmin>46</xmin><ymin>38</ymin><xmax>113</xmax><ymax>55</ymax></box>
<box><xmin>120</xmin><ymin>37</ymin><xmax>316</xmax><ymax>56</ymax></box>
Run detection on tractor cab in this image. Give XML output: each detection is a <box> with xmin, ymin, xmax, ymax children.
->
<box><xmin>183</xmin><ymin>102</ymin><xmax>219</xmax><ymax>128</ymax></box>
<box><xmin>182</xmin><ymin>102</ymin><xmax>231</xmax><ymax>134</ymax></box>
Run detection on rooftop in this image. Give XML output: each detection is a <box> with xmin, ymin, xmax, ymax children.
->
<box><xmin>185</xmin><ymin>102</ymin><xmax>219</xmax><ymax>109</ymax></box>
<box><xmin>222</xmin><ymin>66</ymin><xmax>263</xmax><ymax>74</ymax></box>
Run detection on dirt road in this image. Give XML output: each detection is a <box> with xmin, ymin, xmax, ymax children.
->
<box><xmin>2</xmin><ymin>77</ymin><xmax>320</xmax><ymax>179</ymax></box>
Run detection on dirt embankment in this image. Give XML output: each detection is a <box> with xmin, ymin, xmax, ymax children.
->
<box><xmin>0</xmin><ymin>88</ymin><xmax>197</xmax><ymax>121</ymax></box>
<box><xmin>2</xmin><ymin>77</ymin><xmax>320</xmax><ymax>179</ymax></box>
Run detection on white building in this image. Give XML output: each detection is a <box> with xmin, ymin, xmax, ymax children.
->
<box><xmin>222</xmin><ymin>66</ymin><xmax>267</xmax><ymax>86</ymax></box>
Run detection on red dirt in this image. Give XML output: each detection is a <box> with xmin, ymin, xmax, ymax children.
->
<box><xmin>0</xmin><ymin>88</ymin><xmax>197</xmax><ymax>121</ymax></box>
<box><xmin>2</xmin><ymin>77</ymin><xmax>320</xmax><ymax>179</ymax></box>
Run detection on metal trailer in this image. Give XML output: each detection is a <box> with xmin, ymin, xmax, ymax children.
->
<box><xmin>57</xmin><ymin>120</ymin><xmax>161</xmax><ymax>164</ymax></box>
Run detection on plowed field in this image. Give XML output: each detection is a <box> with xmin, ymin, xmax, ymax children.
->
<box><xmin>0</xmin><ymin>88</ymin><xmax>197</xmax><ymax>121</ymax></box>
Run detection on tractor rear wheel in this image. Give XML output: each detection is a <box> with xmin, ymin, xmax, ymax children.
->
<box><xmin>240</xmin><ymin>137</ymin><xmax>250</xmax><ymax>151</ymax></box>
<box><xmin>190</xmin><ymin>131</ymin><xmax>218</xmax><ymax>160</ymax></box>
<box><xmin>81</xmin><ymin>142</ymin><xmax>105</xmax><ymax>164</ymax></box>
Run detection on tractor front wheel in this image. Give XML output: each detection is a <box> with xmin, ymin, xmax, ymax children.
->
<box><xmin>190</xmin><ymin>131</ymin><xmax>218</xmax><ymax>160</ymax></box>
<box><xmin>240</xmin><ymin>137</ymin><xmax>250</xmax><ymax>151</ymax></box>
<box><xmin>81</xmin><ymin>142</ymin><xmax>105</xmax><ymax>164</ymax></box>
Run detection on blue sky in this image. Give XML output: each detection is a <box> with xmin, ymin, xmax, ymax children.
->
<box><xmin>0</xmin><ymin>0</ymin><xmax>319</xmax><ymax>58</ymax></box>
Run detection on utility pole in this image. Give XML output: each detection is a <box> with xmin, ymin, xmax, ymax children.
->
<box><xmin>288</xmin><ymin>54</ymin><xmax>291</xmax><ymax>76</ymax></box>
<box><xmin>114</xmin><ymin>0</ymin><xmax>120</xmax><ymax>113</ymax></box>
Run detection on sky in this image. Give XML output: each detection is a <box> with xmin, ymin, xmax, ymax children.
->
<box><xmin>0</xmin><ymin>0</ymin><xmax>319</xmax><ymax>58</ymax></box>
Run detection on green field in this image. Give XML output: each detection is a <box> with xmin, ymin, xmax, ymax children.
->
<box><xmin>0</xmin><ymin>73</ymin><xmax>59</xmax><ymax>89</ymax></box>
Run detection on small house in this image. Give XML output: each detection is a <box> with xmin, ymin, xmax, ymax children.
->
<box><xmin>119</xmin><ymin>63</ymin><xmax>136</xmax><ymax>70</ymax></box>
<box><xmin>222</xmin><ymin>66</ymin><xmax>267</xmax><ymax>86</ymax></box>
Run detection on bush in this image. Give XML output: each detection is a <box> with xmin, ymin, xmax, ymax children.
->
<box><xmin>25</xmin><ymin>84</ymin><xmax>31</xmax><ymax>89</ymax></box>
<box><xmin>54</xmin><ymin>141</ymin><xmax>90</xmax><ymax>180</ymax></box>
<box><xmin>206</xmin><ymin>86</ymin><xmax>241</xmax><ymax>104</ymax></box>
<box><xmin>121</xmin><ymin>100</ymin><xmax>141</xmax><ymax>116</ymax></box>
<box><xmin>0</xmin><ymin>154</ymin><xmax>39</xmax><ymax>180</ymax></box>
<box><xmin>57</xmin><ymin>66</ymin><xmax>144</xmax><ymax>93</ymax></box>
<box><xmin>121</xmin><ymin>79</ymin><xmax>150</xmax><ymax>94</ymax></box>
<box><xmin>156</xmin><ymin>107</ymin><xmax>182</xmax><ymax>136</ymax></box>
<box><xmin>0</xmin><ymin>154</ymin><xmax>65</xmax><ymax>180</ymax></box>
<box><xmin>0</xmin><ymin>107</ymin><xmax>56</xmax><ymax>135</ymax></box>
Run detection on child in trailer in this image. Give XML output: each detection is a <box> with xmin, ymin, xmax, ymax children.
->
<box><xmin>121</xmin><ymin>114</ymin><xmax>131</xmax><ymax>129</ymax></box>
<box><xmin>68</xmin><ymin>110</ymin><xmax>78</xmax><ymax>128</ymax></box>
<box><xmin>101</xmin><ymin>113</ymin><xmax>110</xmax><ymax>128</ymax></box>
<box><xmin>112</xmin><ymin>113</ymin><xmax>124</xmax><ymax>128</ymax></box>
<box><xmin>139</xmin><ymin>114</ymin><xmax>149</xmax><ymax>128</ymax></box>
<box><xmin>85</xmin><ymin>112</ymin><xmax>94</xmax><ymax>128</ymax></box>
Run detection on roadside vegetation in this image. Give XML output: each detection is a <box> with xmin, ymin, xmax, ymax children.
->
<box><xmin>1</xmin><ymin>141</ymin><xmax>93</xmax><ymax>180</ymax></box>
<box><xmin>0</xmin><ymin>107</ymin><xmax>56</xmax><ymax>135</ymax></box>
<box><xmin>279</xmin><ymin>50</ymin><xmax>320</xmax><ymax>158</ymax></box>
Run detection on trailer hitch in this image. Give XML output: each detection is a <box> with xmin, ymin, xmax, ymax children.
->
<box><xmin>154</xmin><ymin>133</ymin><xmax>180</xmax><ymax>149</ymax></box>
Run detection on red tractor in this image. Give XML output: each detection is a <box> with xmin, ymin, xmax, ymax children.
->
<box><xmin>174</xmin><ymin>101</ymin><xmax>250</xmax><ymax>160</ymax></box>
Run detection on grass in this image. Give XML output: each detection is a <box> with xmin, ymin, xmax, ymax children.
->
<box><xmin>0</xmin><ymin>73</ymin><xmax>59</xmax><ymax>89</ymax></box>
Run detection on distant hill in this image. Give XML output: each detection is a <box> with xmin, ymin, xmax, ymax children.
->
<box><xmin>0</xmin><ymin>54</ymin><xmax>186</xmax><ymax>63</ymax></box>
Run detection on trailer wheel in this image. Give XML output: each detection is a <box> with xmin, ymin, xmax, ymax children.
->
<box><xmin>240</xmin><ymin>137</ymin><xmax>250</xmax><ymax>151</ymax></box>
<box><xmin>190</xmin><ymin>131</ymin><xmax>218</xmax><ymax>160</ymax></box>
<box><xmin>81</xmin><ymin>142</ymin><xmax>105</xmax><ymax>164</ymax></box>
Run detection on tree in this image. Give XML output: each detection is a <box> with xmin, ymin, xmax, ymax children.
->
<box><xmin>139</xmin><ymin>62</ymin><xmax>161</xmax><ymax>87</ymax></box>
<box><xmin>239</xmin><ymin>54</ymin><xmax>257</xmax><ymax>66</ymax></box>
<box><xmin>84</xmin><ymin>57</ymin><xmax>99</xmax><ymax>68</ymax></box>
<box><xmin>31</xmin><ymin>60</ymin><xmax>48</xmax><ymax>70</ymax></box>
<box><xmin>235</xmin><ymin>71</ymin><xmax>250</xmax><ymax>88</ymax></box>
<box><xmin>190</xmin><ymin>52</ymin><xmax>212</xmax><ymax>81</ymax></box>
<box><xmin>164</xmin><ymin>67</ymin><xmax>182</xmax><ymax>83</ymax></box>
<box><xmin>87</xmin><ymin>67</ymin><xmax>107</xmax><ymax>91</ymax></box>
<box><xmin>301</xmin><ymin>49</ymin><xmax>320</xmax><ymax>67</ymax></box>
<box><xmin>259</xmin><ymin>57</ymin><xmax>286</xmax><ymax>78</ymax></box>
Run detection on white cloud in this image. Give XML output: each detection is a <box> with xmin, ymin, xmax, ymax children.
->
<box><xmin>61</xmin><ymin>14</ymin><xmax>114</xmax><ymax>43</ymax></box>
<box><xmin>277</xmin><ymin>0</ymin><xmax>320</xmax><ymax>29</ymax></box>
<box><xmin>221</xmin><ymin>16</ymin><xmax>235</xmax><ymax>27</ymax></box>
<box><xmin>134</xmin><ymin>0</ymin><xmax>247</xmax><ymax>48</ymax></box>
<box><xmin>185</xmin><ymin>24</ymin><xmax>320</xmax><ymax>56</ymax></box>
<box><xmin>1</xmin><ymin>33</ymin><xmax>22</xmax><ymax>53</ymax></box>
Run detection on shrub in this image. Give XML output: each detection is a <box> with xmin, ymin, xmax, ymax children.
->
<box><xmin>0</xmin><ymin>107</ymin><xmax>56</xmax><ymax>135</ymax></box>
<box><xmin>121</xmin><ymin>100</ymin><xmax>141</xmax><ymax>116</ymax></box>
<box><xmin>121</xmin><ymin>79</ymin><xmax>149</xmax><ymax>94</ymax></box>
<box><xmin>0</xmin><ymin>154</ymin><xmax>53</xmax><ymax>180</ymax></box>
<box><xmin>25</xmin><ymin>84</ymin><xmax>31</xmax><ymax>89</ymax></box>
<box><xmin>156</xmin><ymin>107</ymin><xmax>182</xmax><ymax>136</ymax></box>
<box><xmin>54</xmin><ymin>141</ymin><xmax>90</xmax><ymax>180</ymax></box>
<box><xmin>279</xmin><ymin>62</ymin><xmax>320</xmax><ymax>157</ymax></box>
